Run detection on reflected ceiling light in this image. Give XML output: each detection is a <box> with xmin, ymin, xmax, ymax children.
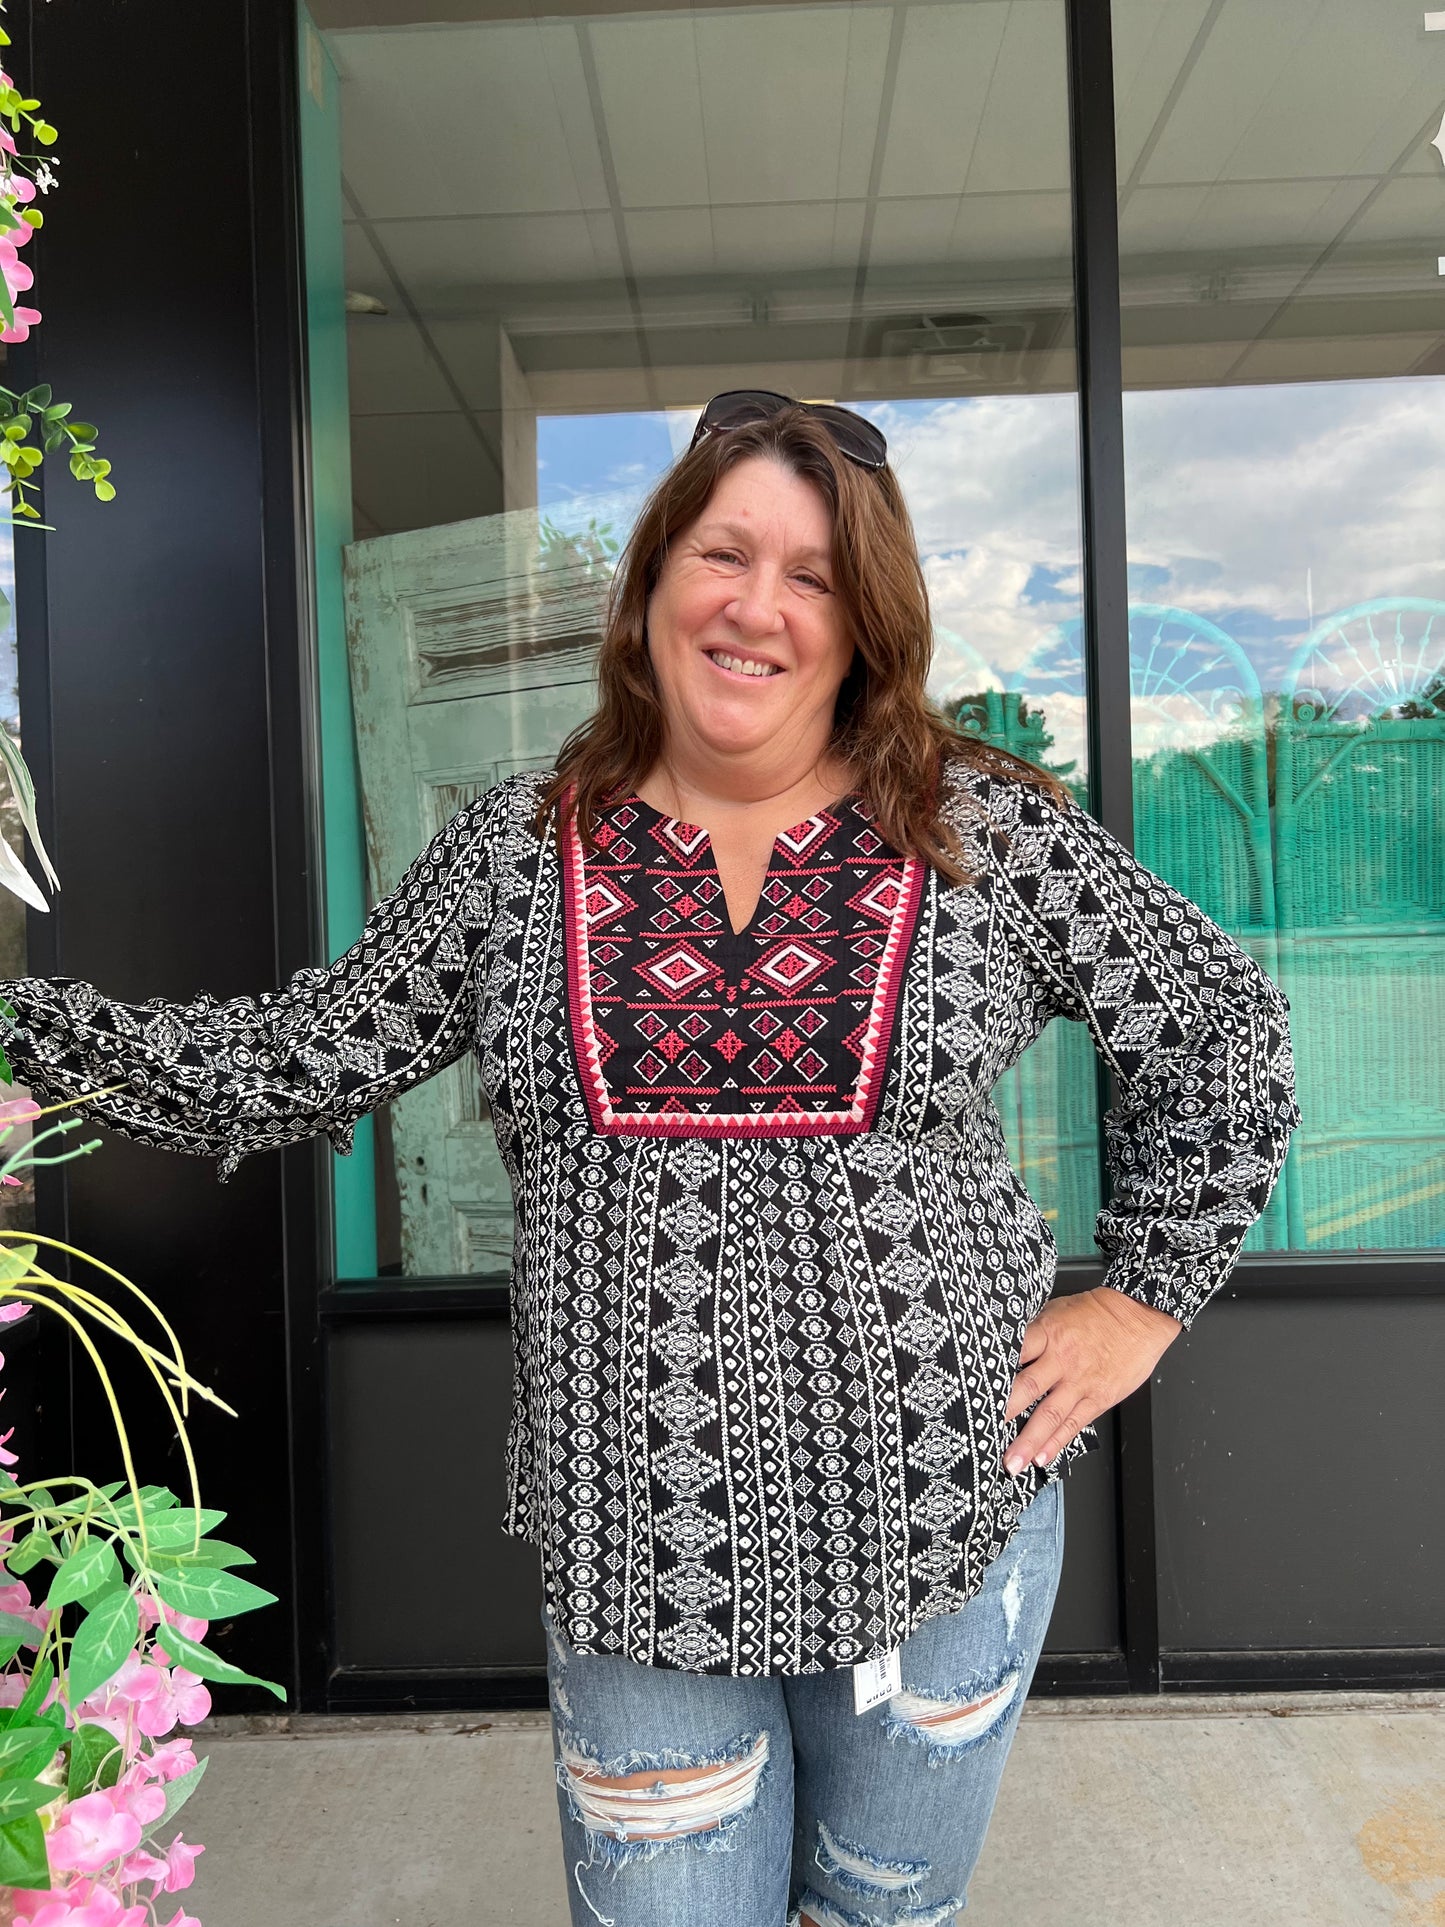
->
<box><xmin>345</xmin><ymin>290</ymin><xmax>389</xmax><ymax>315</ymax></box>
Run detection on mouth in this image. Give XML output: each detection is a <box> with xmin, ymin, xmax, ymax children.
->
<box><xmin>705</xmin><ymin>649</ymin><xmax>784</xmax><ymax>680</ymax></box>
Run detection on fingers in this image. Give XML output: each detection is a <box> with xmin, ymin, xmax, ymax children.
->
<box><xmin>1006</xmin><ymin>1387</ymin><xmax>1093</xmax><ymax>1475</ymax></box>
<box><xmin>1000</xmin><ymin>1288</ymin><xmax>1176</xmax><ymax>1475</ymax></box>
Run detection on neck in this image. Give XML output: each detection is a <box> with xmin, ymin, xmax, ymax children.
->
<box><xmin>644</xmin><ymin>740</ymin><xmax>852</xmax><ymax>826</ymax></box>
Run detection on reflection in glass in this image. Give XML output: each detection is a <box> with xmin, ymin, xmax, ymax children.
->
<box><xmin>314</xmin><ymin>0</ymin><xmax>1098</xmax><ymax>1275</ymax></box>
<box><xmin>1114</xmin><ymin>1</ymin><xmax>1445</xmax><ymax>1252</ymax></box>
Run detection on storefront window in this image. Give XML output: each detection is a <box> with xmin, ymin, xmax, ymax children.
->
<box><xmin>1113</xmin><ymin>0</ymin><xmax>1445</xmax><ymax>1253</ymax></box>
<box><xmin>306</xmin><ymin>0</ymin><xmax>1096</xmax><ymax>1278</ymax></box>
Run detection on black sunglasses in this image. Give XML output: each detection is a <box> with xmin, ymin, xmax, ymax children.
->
<box><xmin>688</xmin><ymin>389</ymin><xmax>888</xmax><ymax>471</ymax></box>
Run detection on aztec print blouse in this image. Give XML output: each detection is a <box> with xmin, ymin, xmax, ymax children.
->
<box><xmin>0</xmin><ymin>762</ymin><xmax>1300</xmax><ymax>1677</ymax></box>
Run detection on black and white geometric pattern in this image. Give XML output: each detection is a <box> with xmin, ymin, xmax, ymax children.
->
<box><xmin>0</xmin><ymin>762</ymin><xmax>1300</xmax><ymax>1677</ymax></box>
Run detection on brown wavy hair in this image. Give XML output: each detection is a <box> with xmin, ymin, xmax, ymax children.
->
<box><xmin>537</xmin><ymin>404</ymin><xmax>1069</xmax><ymax>883</ymax></box>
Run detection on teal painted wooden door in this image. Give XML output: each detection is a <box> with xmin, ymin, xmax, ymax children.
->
<box><xmin>342</xmin><ymin>506</ymin><xmax>612</xmax><ymax>1276</ymax></box>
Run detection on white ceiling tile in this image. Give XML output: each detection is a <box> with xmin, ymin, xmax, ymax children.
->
<box><xmin>966</xmin><ymin>2</ymin><xmax>1072</xmax><ymax>195</ymax></box>
<box><xmin>379</xmin><ymin>212</ymin><xmax>624</xmax><ymax>304</ymax></box>
<box><xmin>1111</xmin><ymin>0</ymin><xmax>1214</xmax><ymax>185</ymax></box>
<box><xmin>694</xmin><ymin>7</ymin><xmax>889</xmax><ymax>207</ymax></box>
<box><xmin>588</xmin><ymin>16</ymin><xmax>711</xmax><ymax>209</ymax></box>
<box><xmin>338</xmin><ymin>21</ymin><xmax>607</xmax><ymax>220</ymax></box>
<box><xmin>877</xmin><ymin>4</ymin><xmax>1010</xmax><ymax>200</ymax></box>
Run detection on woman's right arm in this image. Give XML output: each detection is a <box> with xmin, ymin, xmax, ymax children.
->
<box><xmin>0</xmin><ymin>788</ymin><xmax>507</xmax><ymax>1185</ymax></box>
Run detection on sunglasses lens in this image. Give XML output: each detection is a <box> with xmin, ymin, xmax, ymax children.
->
<box><xmin>691</xmin><ymin>390</ymin><xmax>887</xmax><ymax>468</ymax></box>
<box><xmin>809</xmin><ymin>405</ymin><xmax>888</xmax><ymax>469</ymax></box>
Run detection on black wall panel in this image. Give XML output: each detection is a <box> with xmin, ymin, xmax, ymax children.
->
<box><xmin>1153</xmin><ymin>1298</ymin><xmax>1445</xmax><ymax>1652</ymax></box>
<box><xmin>329</xmin><ymin>1320</ymin><xmax>544</xmax><ymax>1672</ymax></box>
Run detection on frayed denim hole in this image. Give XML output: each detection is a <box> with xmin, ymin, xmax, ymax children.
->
<box><xmin>814</xmin><ymin>1819</ymin><xmax>928</xmax><ymax>1900</ymax></box>
<box><xmin>880</xmin><ymin>1657</ymin><xmax>1023</xmax><ymax>1766</ymax></box>
<box><xmin>794</xmin><ymin>1887</ymin><xmax>966</xmax><ymax>1927</ymax></box>
<box><xmin>554</xmin><ymin>1729</ymin><xmax>772</xmax><ymax>1870</ymax></box>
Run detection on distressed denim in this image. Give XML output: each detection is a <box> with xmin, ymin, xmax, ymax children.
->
<box><xmin>545</xmin><ymin>1475</ymin><xmax>1065</xmax><ymax>1927</ymax></box>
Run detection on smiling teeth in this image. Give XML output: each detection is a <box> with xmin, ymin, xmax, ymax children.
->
<box><xmin>709</xmin><ymin>652</ymin><xmax>780</xmax><ymax>677</ymax></box>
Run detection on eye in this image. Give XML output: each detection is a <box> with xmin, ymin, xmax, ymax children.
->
<box><xmin>792</xmin><ymin>570</ymin><xmax>831</xmax><ymax>594</ymax></box>
<box><xmin>704</xmin><ymin>547</ymin><xmax>745</xmax><ymax>566</ymax></box>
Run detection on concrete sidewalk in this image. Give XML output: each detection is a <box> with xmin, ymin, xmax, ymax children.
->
<box><xmin>178</xmin><ymin>1691</ymin><xmax>1445</xmax><ymax>1926</ymax></box>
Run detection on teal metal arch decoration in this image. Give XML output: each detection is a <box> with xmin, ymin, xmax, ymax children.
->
<box><xmin>1273</xmin><ymin>598</ymin><xmax>1445</xmax><ymax>1254</ymax></box>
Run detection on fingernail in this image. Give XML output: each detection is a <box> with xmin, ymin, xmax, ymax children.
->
<box><xmin>1004</xmin><ymin>1454</ymin><xmax>1023</xmax><ymax>1474</ymax></box>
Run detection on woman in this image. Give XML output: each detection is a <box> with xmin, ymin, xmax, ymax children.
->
<box><xmin>0</xmin><ymin>392</ymin><xmax>1300</xmax><ymax>1927</ymax></box>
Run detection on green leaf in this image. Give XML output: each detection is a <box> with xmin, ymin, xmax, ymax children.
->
<box><xmin>154</xmin><ymin>1755</ymin><xmax>207</xmax><ymax>1829</ymax></box>
<box><xmin>8</xmin><ymin>1530</ymin><xmax>55</xmax><ymax>1574</ymax></box>
<box><xmin>66</xmin><ymin>1588</ymin><xmax>139</xmax><ymax>1707</ymax></box>
<box><xmin>12</xmin><ymin>1659</ymin><xmax>53</xmax><ymax>1727</ymax></box>
<box><xmin>0</xmin><ymin>1812</ymin><xmax>48</xmax><ymax>1889</ymax></box>
<box><xmin>41</xmin><ymin>402</ymin><xmax>69</xmax><ymax>421</ymax></box>
<box><xmin>0</xmin><ymin>1638</ymin><xmax>22</xmax><ymax>1667</ymax></box>
<box><xmin>0</xmin><ymin>1725</ymin><xmax>61</xmax><ymax>1778</ymax></box>
<box><xmin>0</xmin><ymin>1611</ymin><xmax>44</xmax><ymax>1649</ymax></box>
<box><xmin>46</xmin><ymin>1539</ymin><xmax>122</xmax><ymax>1610</ymax></box>
<box><xmin>148</xmin><ymin>1623</ymin><xmax>286</xmax><ymax>1702</ymax></box>
<box><xmin>67</xmin><ymin>424</ymin><xmax>97</xmax><ymax>443</ymax></box>
<box><xmin>27</xmin><ymin>386</ymin><xmax>51</xmax><ymax>409</ymax></box>
<box><xmin>153</xmin><ymin>1537</ymin><xmax>254</xmax><ymax>1571</ymax></box>
<box><xmin>0</xmin><ymin>1241</ymin><xmax>34</xmax><ymax>1284</ymax></box>
<box><xmin>93</xmin><ymin>480</ymin><xmax>116</xmax><ymax>502</ymax></box>
<box><xmin>136</xmin><ymin>1509</ymin><xmax>227</xmax><ymax>1551</ymax></box>
<box><xmin>53</xmin><ymin>1482</ymin><xmax>125</xmax><ymax>1516</ymax></box>
<box><xmin>0</xmin><ymin>1777</ymin><xmax>57</xmax><ymax>1821</ymax></box>
<box><xmin>152</xmin><ymin>1565</ymin><xmax>275</xmax><ymax>1620</ymax></box>
<box><xmin>108</xmin><ymin>1487</ymin><xmax>178</xmax><ymax>1529</ymax></box>
<box><xmin>33</xmin><ymin>123</ymin><xmax>56</xmax><ymax>146</ymax></box>
<box><xmin>66</xmin><ymin>1722</ymin><xmax>122</xmax><ymax>1798</ymax></box>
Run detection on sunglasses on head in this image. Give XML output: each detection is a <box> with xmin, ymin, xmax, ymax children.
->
<box><xmin>688</xmin><ymin>389</ymin><xmax>888</xmax><ymax>471</ymax></box>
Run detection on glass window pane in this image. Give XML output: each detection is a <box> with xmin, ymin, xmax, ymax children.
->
<box><xmin>1114</xmin><ymin>0</ymin><xmax>1445</xmax><ymax>1254</ymax></box>
<box><xmin>308</xmin><ymin>0</ymin><xmax>1097</xmax><ymax>1278</ymax></box>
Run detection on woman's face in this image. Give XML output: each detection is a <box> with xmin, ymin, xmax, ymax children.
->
<box><xmin>645</xmin><ymin>455</ymin><xmax>854</xmax><ymax>775</ymax></box>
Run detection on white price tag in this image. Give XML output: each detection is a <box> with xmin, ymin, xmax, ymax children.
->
<box><xmin>852</xmin><ymin>1645</ymin><xmax>901</xmax><ymax>1715</ymax></box>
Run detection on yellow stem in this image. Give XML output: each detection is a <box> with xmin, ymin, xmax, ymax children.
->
<box><xmin>8</xmin><ymin>1285</ymin><xmax>154</xmax><ymax>1569</ymax></box>
<box><xmin>12</xmin><ymin>1274</ymin><xmax>206</xmax><ymax>1551</ymax></box>
<box><xmin>0</xmin><ymin>1230</ymin><xmax>208</xmax><ymax>1416</ymax></box>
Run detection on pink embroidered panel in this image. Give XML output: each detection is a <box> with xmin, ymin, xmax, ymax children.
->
<box><xmin>561</xmin><ymin>793</ymin><xmax>924</xmax><ymax>1137</ymax></box>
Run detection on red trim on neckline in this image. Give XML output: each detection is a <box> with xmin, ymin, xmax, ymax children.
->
<box><xmin>561</xmin><ymin>792</ymin><xmax>924</xmax><ymax>1139</ymax></box>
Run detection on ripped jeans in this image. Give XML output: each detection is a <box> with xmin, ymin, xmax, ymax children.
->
<box><xmin>544</xmin><ymin>1475</ymin><xmax>1064</xmax><ymax>1927</ymax></box>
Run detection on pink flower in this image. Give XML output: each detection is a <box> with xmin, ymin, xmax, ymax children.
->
<box><xmin>114</xmin><ymin>1848</ymin><xmax>168</xmax><ymax>1888</ymax></box>
<box><xmin>112</xmin><ymin>1767</ymin><xmax>166</xmax><ymax>1827</ymax></box>
<box><xmin>144</xmin><ymin>1738</ymin><xmax>198</xmax><ymax>1783</ymax></box>
<box><xmin>44</xmin><ymin>1789</ymin><xmax>142</xmax><ymax>1875</ymax></box>
<box><xmin>157</xmin><ymin>1836</ymin><xmax>203</xmax><ymax>1893</ymax></box>
<box><xmin>0</xmin><ymin>172</ymin><xmax>36</xmax><ymax>203</ymax></box>
<box><xmin>0</xmin><ymin>1578</ymin><xmax>45</xmax><ymax>1636</ymax></box>
<box><xmin>160</xmin><ymin>1915</ymin><xmax>201</xmax><ymax>1927</ymax></box>
<box><xmin>143</xmin><ymin>1667</ymin><xmax>210</xmax><ymax>1735</ymax></box>
<box><xmin>16</xmin><ymin>1892</ymin><xmax>149</xmax><ymax>1927</ymax></box>
<box><xmin>138</xmin><ymin>1597</ymin><xmax>208</xmax><ymax>1647</ymax></box>
<box><xmin>1</xmin><ymin>306</ymin><xmax>40</xmax><ymax>343</ymax></box>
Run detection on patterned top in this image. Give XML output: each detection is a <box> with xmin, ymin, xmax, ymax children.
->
<box><xmin>0</xmin><ymin>762</ymin><xmax>1300</xmax><ymax>1677</ymax></box>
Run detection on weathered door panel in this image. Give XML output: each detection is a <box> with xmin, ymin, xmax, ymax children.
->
<box><xmin>343</xmin><ymin>504</ymin><xmax>619</xmax><ymax>1275</ymax></box>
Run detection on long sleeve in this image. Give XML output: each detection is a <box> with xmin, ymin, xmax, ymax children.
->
<box><xmin>983</xmin><ymin>777</ymin><xmax>1301</xmax><ymax>1330</ymax></box>
<box><xmin>0</xmin><ymin>792</ymin><xmax>501</xmax><ymax>1185</ymax></box>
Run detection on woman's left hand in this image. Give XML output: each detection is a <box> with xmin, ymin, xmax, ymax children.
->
<box><xmin>1002</xmin><ymin>1286</ymin><xmax>1183</xmax><ymax>1473</ymax></box>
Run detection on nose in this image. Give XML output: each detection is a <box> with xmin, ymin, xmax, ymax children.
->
<box><xmin>724</xmin><ymin>563</ymin><xmax>787</xmax><ymax>639</ymax></box>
